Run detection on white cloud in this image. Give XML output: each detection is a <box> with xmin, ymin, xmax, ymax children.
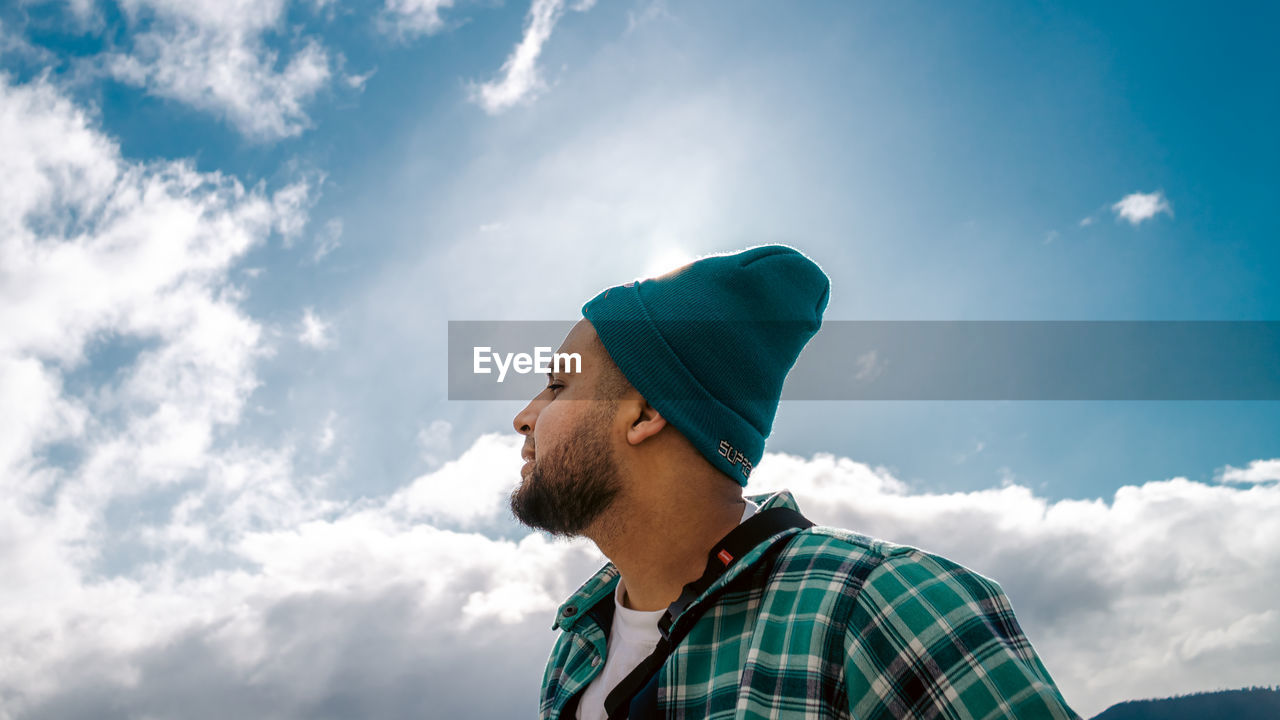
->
<box><xmin>0</xmin><ymin>73</ymin><xmax>332</xmax><ymax>715</ymax></box>
<box><xmin>852</xmin><ymin>349</ymin><xmax>886</xmax><ymax>382</ymax></box>
<box><xmin>1111</xmin><ymin>190</ymin><xmax>1173</xmax><ymax>226</ymax></box>
<box><xmin>297</xmin><ymin>308</ymin><xmax>332</xmax><ymax>348</ymax></box>
<box><xmin>1</xmin><ymin>18</ymin><xmax>59</xmax><ymax>66</ymax></box>
<box><xmin>2</xmin><ymin>427</ymin><xmax>599</xmax><ymax>717</ymax></box>
<box><xmin>311</xmin><ymin>217</ymin><xmax>342</xmax><ymax>262</ymax></box>
<box><xmin>0</xmin><ymin>75</ymin><xmax>302</xmax><ymax>499</ymax></box>
<box><xmin>317</xmin><ymin>410</ymin><xmax>337</xmax><ymax>452</ymax></box>
<box><xmin>953</xmin><ymin>440</ymin><xmax>986</xmax><ymax>465</ymax></box>
<box><xmin>104</xmin><ymin>0</ymin><xmax>333</xmax><ymax>141</ymax></box>
<box><xmin>379</xmin><ymin>0</ymin><xmax>457</xmax><ymax>38</ymax></box>
<box><xmin>468</xmin><ymin>0</ymin><xmax>594</xmax><ymax>114</ymax></box>
<box><xmin>746</xmin><ymin>452</ymin><xmax>1280</xmax><ymax>717</ymax></box>
<box><xmin>625</xmin><ymin>0</ymin><xmax>673</xmax><ymax>33</ymax></box>
<box><xmin>65</xmin><ymin>0</ymin><xmax>100</xmax><ymax>24</ymax></box>
<box><xmin>416</xmin><ymin>418</ymin><xmax>454</xmax><ymax>469</ymax></box>
<box><xmin>343</xmin><ymin>68</ymin><xmax>376</xmax><ymax>91</ymax></box>
<box><xmin>997</xmin><ymin>464</ymin><xmax>1017</xmax><ymax>487</ymax></box>
<box><xmin>272</xmin><ymin>178</ymin><xmax>316</xmax><ymax>243</ymax></box>
<box><xmin>1217</xmin><ymin>458</ymin><xmax>1280</xmax><ymax>484</ymax></box>
<box><xmin>391</xmin><ymin>430</ymin><xmax>515</xmax><ymax>529</ymax></box>
<box><xmin>8</xmin><ymin>425</ymin><xmax>1276</xmax><ymax>718</ymax></box>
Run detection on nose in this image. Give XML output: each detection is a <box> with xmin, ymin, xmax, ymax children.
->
<box><xmin>513</xmin><ymin>396</ymin><xmax>540</xmax><ymax>436</ymax></box>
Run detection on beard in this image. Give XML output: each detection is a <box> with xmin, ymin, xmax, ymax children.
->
<box><xmin>508</xmin><ymin>406</ymin><xmax>623</xmax><ymax>538</ymax></box>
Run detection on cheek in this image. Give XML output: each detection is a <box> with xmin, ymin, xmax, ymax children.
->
<box><xmin>533</xmin><ymin>403</ymin><xmax>575</xmax><ymax>445</ymax></box>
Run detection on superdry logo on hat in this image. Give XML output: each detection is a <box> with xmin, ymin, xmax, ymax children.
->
<box><xmin>718</xmin><ymin>439</ymin><xmax>753</xmax><ymax>479</ymax></box>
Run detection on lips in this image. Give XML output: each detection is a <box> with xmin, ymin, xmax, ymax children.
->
<box><xmin>521</xmin><ymin>447</ymin><xmax>535</xmax><ymax>463</ymax></box>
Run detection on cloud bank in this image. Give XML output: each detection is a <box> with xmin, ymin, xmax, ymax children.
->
<box><xmin>747</xmin><ymin>453</ymin><xmax>1280</xmax><ymax>716</ymax></box>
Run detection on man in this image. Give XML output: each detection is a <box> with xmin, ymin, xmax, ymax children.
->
<box><xmin>510</xmin><ymin>245</ymin><xmax>1079</xmax><ymax>719</ymax></box>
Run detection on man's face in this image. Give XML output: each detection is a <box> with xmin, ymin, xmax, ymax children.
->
<box><xmin>509</xmin><ymin>320</ymin><xmax>624</xmax><ymax>538</ymax></box>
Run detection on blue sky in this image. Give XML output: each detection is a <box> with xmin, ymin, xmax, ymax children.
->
<box><xmin>2</xmin><ymin>1</ymin><xmax>1278</xmax><ymax>717</ymax></box>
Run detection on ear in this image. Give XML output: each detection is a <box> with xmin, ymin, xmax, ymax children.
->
<box><xmin>624</xmin><ymin>397</ymin><xmax>668</xmax><ymax>447</ymax></box>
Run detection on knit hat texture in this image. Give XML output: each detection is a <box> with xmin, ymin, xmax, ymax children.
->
<box><xmin>581</xmin><ymin>244</ymin><xmax>830</xmax><ymax>485</ymax></box>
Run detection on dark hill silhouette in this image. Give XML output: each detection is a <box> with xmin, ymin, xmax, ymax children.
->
<box><xmin>1089</xmin><ymin>686</ymin><xmax>1280</xmax><ymax>720</ymax></box>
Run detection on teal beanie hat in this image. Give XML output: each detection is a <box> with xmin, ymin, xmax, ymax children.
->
<box><xmin>581</xmin><ymin>244</ymin><xmax>830</xmax><ymax>486</ymax></box>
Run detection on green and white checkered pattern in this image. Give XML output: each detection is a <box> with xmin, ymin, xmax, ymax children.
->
<box><xmin>539</xmin><ymin>489</ymin><xmax>1080</xmax><ymax>719</ymax></box>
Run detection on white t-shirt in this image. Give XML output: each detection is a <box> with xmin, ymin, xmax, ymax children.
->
<box><xmin>576</xmin><ymin>499</ymin><xmax>761</xmax><ymax>720</ymax></box>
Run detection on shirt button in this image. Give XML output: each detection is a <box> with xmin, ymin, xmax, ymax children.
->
<box><xmin>591</xmin><ymin>657</ymin><xmax>601</xmax><ymax>667</ymax></box>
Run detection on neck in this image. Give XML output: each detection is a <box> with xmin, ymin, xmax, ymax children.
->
<box><xmin>591</xmin><ymin>487</ymin><xmax>747</xmax><ymax>612</ymax></box>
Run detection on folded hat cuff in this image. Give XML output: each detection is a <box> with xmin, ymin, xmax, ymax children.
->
<box><xmin>583</xmin><ymin>282</ymin><xmax>764</xmax><ymax>485</ymax></box>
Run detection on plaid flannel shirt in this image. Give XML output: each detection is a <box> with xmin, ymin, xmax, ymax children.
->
<box><xmin>539</xmin><ymin>489</ymin><xmax>1080</xmax><ymax>719</ymax></box>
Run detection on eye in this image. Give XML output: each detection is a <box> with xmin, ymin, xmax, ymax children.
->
<box><xmin>546</xmin><ymin>382</ymin><xmax>564</xmax><ymax>394</ymax></box>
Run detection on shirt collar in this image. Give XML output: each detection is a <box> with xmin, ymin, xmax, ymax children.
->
<box><xmin>551</xmin><ymin>488</ymin><xmax>802</xmax><ymax>632</ymax></box>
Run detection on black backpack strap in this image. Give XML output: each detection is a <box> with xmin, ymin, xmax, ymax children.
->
<box><xmin>602</xmin><ymin>506</ymin><xmax>814</xmax><ymax>720</ymax></box>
